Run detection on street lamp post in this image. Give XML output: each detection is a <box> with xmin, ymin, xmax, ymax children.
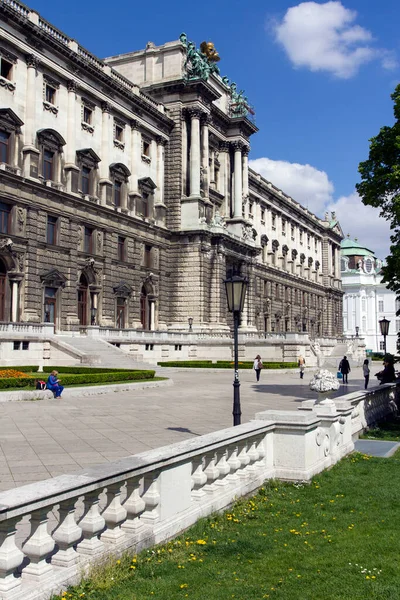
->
<box><xmin>355</xmin><ymin>326</ymin><xmax>359</xmax><ymax>338</ymax></box>
<box><xmin>224</xmin><ymin>274</ymin><xmax>248</xmax><ymax>426</ymax></box>
<box><xmin>188</xmin><ymin>317</ymin><xmax>193</xmax><ymax>331</ymax></box>
<box><xmin>379</xmin><ymin>317</ymin><xmax>390</xmax><ymax>355</ymax></box>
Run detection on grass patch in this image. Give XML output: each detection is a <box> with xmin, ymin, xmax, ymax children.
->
<box><xmin>361</xmin><ymin>414</ymin><xmax>400</xmax><ymax>441</ymax></box>
<box><xmin>53</xmin><ymin>452</ymin><xmax>400</xmax><ymax>600</ymax></box>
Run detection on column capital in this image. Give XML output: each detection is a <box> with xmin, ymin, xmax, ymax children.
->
<box><xmin>130</xmin><ymin>119</ymin><xmax>140</xmax><ymax>130</ymax></box>
<box><xmin>219</xmin><ymin>141</ymin><xmax>230</xmax><ymax>152</ymax></box>
<box><xmin>25</xmin><ymin>54</ymin><xmax>40</xmax><ymax>69</ymax></box>
<box><xmin>67</xmin><ymin>80</ymin><xmax>77</xmax><ymax>93</ymax></box>
<box><xmin>101</xmin><ymin>102</ymin><xmax>112</xmax><ymax>114</ymax></box>
<box><xmin>186</xmin><ymin>107</ymin><xmax>207</xmax><ymax>120</ymax></box>
<box><xmin>231</xmin><ymin>140</ymin><xmax>245</xmax><ymax>151</ymax></box>
<box><xmin>201</xmin><ymin>113</ymin><xmax>213</xmax><ymax>126</ymax></box>
<box><xmin>156</xmin><ymin>136</ymin><xmax>168</xmax><ymax>146</ymax></box>
<box><xmin>242</xmin><ymin>145</ymin><xmax>250</xmax><ymax>156</ymax></box>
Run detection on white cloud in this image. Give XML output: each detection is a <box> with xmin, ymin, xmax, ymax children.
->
<box><xmin>249</xmin><ymin>157</ymin><xmax>334</xmax><ymax>214</ymax></box>
<box><xmin>249</xmin><ymin>157</ymin><xmax>392</xmax><ymax>259</ymax></box>
<box><xmin>272</xmin><ymin>1</ymin><xmax>393</xmax><ymax>78</ymax></box>
<box><xmin>328</xmin><ymin>192</ymin><xmax>392</xmax><ymax>259</ymax></box>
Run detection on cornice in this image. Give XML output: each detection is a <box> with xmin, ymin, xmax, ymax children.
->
<box><xmin>0</xmin><ymin>3</ymin><xmax>174</xmax><ymax>133</ymax></box>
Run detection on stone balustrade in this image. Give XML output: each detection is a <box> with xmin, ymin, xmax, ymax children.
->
<box><xmin>0</xmin><ymin>383</ymin><xmax>398</xmax><ymax>600</ymax></box>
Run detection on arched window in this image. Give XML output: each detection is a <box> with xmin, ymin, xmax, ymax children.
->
<box><xmin>140</xmin><ymin>286</ymin><xmax>149</xmax><ymax>330</ymax></box>
<box><xmin>37</xmin><ymin>128</ymin><xmax>66</xmax><ymax>182</ymax></box>
<box><xmin>0</xmin><ymin>259</ymin><xmax>6</xmax><ymax>321</ymax></box>
<box><xmin>78</xmin><ymin>273</ymin><xmax>89</xmax><ymax>326</ymax></box>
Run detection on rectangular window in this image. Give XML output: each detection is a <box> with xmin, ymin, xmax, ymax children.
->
<box><xmin>144</xmin><ymin>244</ymin><xmax>152</xmax><ymax>268</ymax></box>
<box><xmin>43</xmin><ymin>150</ymin><xmax>54</xmax><ymax>180</ymax></box>
<box><xmin>0</xmin><ymin>58</ymin><xmax>12</xmax><ymax>80</ymax></box>
<box><xmin>0</xmin><ymin>130</ymin><xmax>10</xmax><ymax>163</ymax></box>
<box><xmin>282</xmin><ymin>220</ymin><xmax>286</xmax><ymax>235</ymax></box>
<box><xmin>271</xmin><ymin>214</ymin><xmax>276</xmax><ymax>228</ymax></box>
<box><xmin>249</xmin><ymin>203</ymin><xmax>253</xmax><ymax>216</ymax></box>
<box><xmin>118</xmin><ymin>236</ymin><xmax>125</xmax><ymax>261</ymax></box>
<box><xmin>0</xmin><ymin>202</ymin><xmax>10</xmax><ymax>234</ymax></box>
<box><xmin>299</xmin><ymin>230</ymin><xmax>303</xmax><ymax>244</ymax></box>
<box><xmin>114</xmin><ymin>181</ymin><xmax>122</xmax><ymax>207</ymax></box>
<box><xmin>45</xmin><ymin>84</ymin><xmax>56</xmax><ymax>105</ymax></box>
<box><xmin>145</xmin><ymin>343</ymin><xmax>154</xmax><ymax>351</ymax></box>
<box><xmin>261</xmin><ymin>208</ymin><xmax>265</xmax><ymax>222</ymax></box>
<box><xmin>13</xmin><ymin>341</ymin><xmax>21</xmax><ymax>351</ymax></box>
<box><xmin>378</xmin><ymin>300</ymin><xmax>384</xmax><ymax>312</ymax></box>
<box><xmin>142</xmin><ymin>140</ymin><xmax>150</xmax><ymax>157</ymax></box>
<box><xmin>307</xmin><ymin>234</ymin><xmax>311</xmax><ymax>248</ymax></box>
<box><xmin>291</xmin><ymin>225</ymin><xmax>295</xmax><ymax>240</ymax></box>
<box><xmin>46</xmin><ymin>215</ymin><xmax>58</xmax><ymax>245</ymax></box>
<box><xmin>83</xmin><ymin>106</ymin><xmax>92</xmax><ymax>125</ymax></box>
<box><xmin>142</xmin><ymin>192</ymin><xmax>149</xmax><ymax>218</ymax></box>
<box><xmin>115</xmin><ymin>125</ymin><xmax>123</xmax><ymax>142</ymax></box>
<box><xmin>22</xmin><ymin>341</ymin><xmax>29</xmax><ymax>350</ymax></box>
<box><xmin>81</xmin><ymin>166</ymin><xmax>91</xmax><ymax>195</ymax></box>
<box><xmin>84</xmin><ymin>226</ymin><xmax>93</xmax><ymax>254</ymax></box>
<box><xmin>379</xmin><ymin>341</ymin><xmax>385</xmax><ymax>351</ymax></box>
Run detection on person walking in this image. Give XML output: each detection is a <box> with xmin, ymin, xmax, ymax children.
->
<box><xmin>363</xmin><ymin>358</ymin><xmax>370</xmax><ymax>390</ymax></box>
<box><xmin>339</xmin><ymin>355</ymin><xmax>351</xmax><ymax>384</ymax></box>
<box><xmin>253</xmin><ymin>354</ymin><xmax>263</xmax><ymax>382</ymax></box>
<box><xmin>46</xmin><ymin>370</ymin><xmax>64</xmax><ymax>398</ymax></box>
<box><xmin>298</xmin><ymin>355</ymin><xmax>306</xmax><ymax>379</ymax></box>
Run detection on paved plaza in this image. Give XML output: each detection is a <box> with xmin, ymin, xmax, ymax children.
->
<box><xmin>0</xmin><ymin>369</ymin><xmax>367</xmax><ymax>492</ymax></box>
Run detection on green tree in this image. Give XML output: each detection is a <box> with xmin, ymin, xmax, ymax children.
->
<box><xmin>356</xmin><ymin>84</ymin><xmax>400</xmax><ymax>353</ymax></box>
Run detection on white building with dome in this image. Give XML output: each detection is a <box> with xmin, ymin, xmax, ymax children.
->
<box><xmin>341</xmin><ymin>237</ymin><xmax>399</xmax><ymax>354</ymax></box>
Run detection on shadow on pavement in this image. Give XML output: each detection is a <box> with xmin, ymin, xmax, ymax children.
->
<box><xmin>250</xmin><ymin>381</ymin><xmax>365</xmax><ymax>401</ymax></box>
<box><xmin>166</xmin><ymin>426</ymin><xmax>201</xmax><ymax>436</ymax></box>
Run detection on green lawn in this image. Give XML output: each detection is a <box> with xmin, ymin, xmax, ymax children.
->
<box><xmin>54</xmin><ymin>451</ymin><xmax>400</xmax><ymax>600</ymax></box>
<box><xmin>361</xmin><ymin>414</ymin><xmax>400</xmax><ymax>441</ymax></box>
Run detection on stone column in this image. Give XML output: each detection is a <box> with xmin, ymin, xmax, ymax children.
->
<box><xmin>99</xmin><ymin>102</ymin><xmax>111</xmax><ymax>206</ymax></box>
<box><xmin>201</xmin><ymin>115</ymin><xmax>210</xmax><ymax>198</ymax></box>
<box><xmin>189</xmin><ymin>109</ymin><xmax>202</xmax><ymax>198</ymax></box>
<box><xmin>66</xmin><ymin>81</ymin><xmax>77</xmax><ymax>164</ymax></box>
<box><xmin>156</xmin><ymin>137</ymin><xmax>166</xmax><ymax>205</ymax></box>
<box><xmin>242</xmin><ymin>145</ymin><xmax>249</xmax><ymax>200</ymax></box>
<box><xmin>128</xmin><ymin>121</ymin><xmax>140</xmax><ymax>212</ymax></box>
<box><xmin>219</xmin><ymin>141</ymin><xmax>229</xmax><ymax>214</ymax></box>
<box><xmin>233</xmin><ymin>142</ymin><xmax>243</xmax><ymax>218</ymax></box>
<box><xmin>11</xmin><ymin>281</ymin><xmax>18</xmax><ymax>322</ymax></box>
<box><xmin>22</xmin><ymin>55</ymin><xmax>40</xmax><ymax>178</ymax></box>
<box><xmin>150</xmin><ymin>301</ymin><xmax>155</xmax><ymax>331</ymax></box>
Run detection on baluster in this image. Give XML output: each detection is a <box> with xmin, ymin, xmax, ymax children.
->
<box><xmin>22</xmin><ymin>508</ymin><xmax>54</xmax><ymax>582</ymax></box>
<box><xmin>0</xmin><ymin>517</ymin><xmax>24</xmax><ymax>596</ymax></box>
<box><xmin>256</xmin><ymin>435</ymin><xmax>267</xmax><ymax>469</ymax></box>
<box><xmin>203</xmin><ymin>452</ymin><xmax>220</xmax><ymax>495</ymax></box>
<box><xmin>226</xmin><ymin>444</ymin><xmax>241</xmax><ymax>485</ymax></box>
<box><xmin>237</xmin><ymin>442</ymin><xmax>251</xmax><ymax>481</ymax></box>
<box><xmin>122</xmin><ymin>477</ymin><xmax>146</xmax><ymax>533</ymax></box>
<box><xmin>51</xmin><ymin>499</ymin><xmax>82</xmax><ymax>567</ymax></box>
<box><xmin>100</xmin><ymin>483</ymin><xmax>127</xmax><ymax>544</ymax></box>
<box><xmin>76</xmin><ymin>491</ymin><xmax>105</xmax><ymax>556</ymax></box>
<box><xmin>140</xmin><ymin>472</ymin><xmax>160</xmax><ymax>526</ymax></box>
<box><xmin>247</xmin><ymin>439</ymin><xmax>260</xmax><ymax>474</ymax></box>
<box><xmin>191</xmin><ymin>456</ymin><xmax>207</xmax><ymax>500</ymax></box>
<box><xmin>215</xmin><ymin>449</ymin><xmax>230</xmax><ymax>488</ymax></box>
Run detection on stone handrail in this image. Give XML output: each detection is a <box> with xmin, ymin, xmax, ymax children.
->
<box><xmin>0</xmin><ymin>421</ymin><xmax>273</xmax><ymax>600</ymax></box>
<box><xmin>1</xmin><ymin>0</ymin><xmax>30</xmax><ymax>17</ymax></box>
<box><xmin>38</xmin><ymin>17</ymin><xmax>70</xmax><ymax>45</ymax></box>
<box><xmin>0</xmin><ymin>384</ymin><xmax>398</xmax><ymax>600</ymax></box>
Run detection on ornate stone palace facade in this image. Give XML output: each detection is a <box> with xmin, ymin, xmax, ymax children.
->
<box><xmin>0</xmin><ymin>1</ymin><xmax>343</xmax><ymax>363</ymax></box>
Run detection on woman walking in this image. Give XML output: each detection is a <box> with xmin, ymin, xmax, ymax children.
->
<box><xmin>253</xmin><ymin>354</ymin><xmax>263</xmax><ymax>382</ymax></box>
<box><xmin>363</xmin><ymin>359</ymin><xmax>370</xmax><ymax>390</ymax></box>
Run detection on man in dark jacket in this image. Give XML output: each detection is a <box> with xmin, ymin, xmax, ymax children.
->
<box><xmin>376</xmin><ymin>361</ymin><xmax>396</xmax><ymax>384</ymax></box>
<box><xmin>339</xmin><ymin>356</ymin><xmax>351</xmax><ymax>384</ymax></box>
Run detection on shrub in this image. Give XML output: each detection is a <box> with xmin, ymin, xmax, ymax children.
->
<box><xmin>0</xmin><ymin>370</ymin><xmax>155</xmax><ymax>390</ymax></box>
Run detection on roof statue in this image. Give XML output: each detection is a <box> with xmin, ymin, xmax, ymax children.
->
<box><xmin>180</xmin><ymin>33</ymin><xmax>220</xmax><ymax>81</ymax></box>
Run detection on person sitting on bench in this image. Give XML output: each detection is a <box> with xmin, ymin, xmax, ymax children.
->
<box><xmin>46</xmin><ymin>370</ymin><xmax>64</xmax><ymax>398</ymax></box>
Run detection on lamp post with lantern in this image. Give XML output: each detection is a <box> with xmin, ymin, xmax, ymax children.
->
<box><xmin>224</xmin><ymin>274</ymin><xmax>248</xmax><ymax>426</ymax></box>
<box><xmin>379</xmin><ymin>317</ymin><xmax>390</xmax><ymax>355</ymax></box>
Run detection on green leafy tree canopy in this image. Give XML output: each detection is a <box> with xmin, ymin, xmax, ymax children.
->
<box><xmin>356</xmin><ymin>84</ymin><xmax>400</xmax><ymax>352</ymax></box>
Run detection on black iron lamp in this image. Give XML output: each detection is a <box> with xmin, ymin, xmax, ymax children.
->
<box><xmin>379</xmin><ymin>317</ymin><xmax>390</xmax><ymax>354</ymax></box>
<box><xmin>188</xmin><ymin>317</ymin><xmax>193</xmax><ymax>331</ymax></box>
<box><xmin>224</xmin><ymin>274</ymin><xmax>248</xmax><ymax>426</ymax></box>
<box><xmin>355</xmin><ymin>326</ymin><xmax>359</xmax><ymax>337</ymax></box>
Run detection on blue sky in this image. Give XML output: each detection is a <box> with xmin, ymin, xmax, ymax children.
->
<box><xmin>29</xmin><ymin>0</ymin><xmax>399</xmax><ymax>257</ymax></box>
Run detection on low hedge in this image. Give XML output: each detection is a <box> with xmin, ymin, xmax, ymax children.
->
<box><xmin>157</xmin><ymin>361</ymin><xmax>298</xmax><ymax>369</ymax></box>
<box><xmin>0</xmin><ymin>370</ymin><xmax>155</xmax><ymax>390</ymax></box>
<box><xmin>42</xmin><ymin>366</ymin><xmax>142</xmax><ymax>374</ymax></box>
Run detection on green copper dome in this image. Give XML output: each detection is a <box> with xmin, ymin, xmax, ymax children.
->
<box><xmin>340</xmin><ymin>236</ymin><xmax>375</xmax><ymax>257</ymax></box>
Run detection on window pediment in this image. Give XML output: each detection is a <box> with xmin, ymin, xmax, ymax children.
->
<box><xmin>113</xmin><ymin>281</ymin><xmax>133</xmax><ymax>298</ymax></box>
<box><xmin>37</xmin><ymin>128</ymin><xmax>66</xmax><ymax>151</ymax></box>
<box><xmin>77</xmin><ymin>148</ymin><xmax>101</xmax><ymax>167</ymax></box>
<box><xmin>110</xmin><ymin>162</ymin><xmax>131</xmax><ymax>180</ymax></box>
<box><xmin>138</xmin><ymin>176</ymin><xmax>157</xmax><ymax>192</ymax></box>
<box><xmin>0</xmin><ymin>108</ymin><xmax>24</xmax><ymax>133</ymax></box>
<box><xmin>40</xmin><ymin>268</ymin><xmax>67</xmax><ymax>288</ymax></box>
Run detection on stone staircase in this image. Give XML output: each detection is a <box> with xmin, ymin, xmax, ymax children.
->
<box><xmin>55</xmin><ymin>336</ymin><xmax>155</xmax><ymax>370</ymax></box>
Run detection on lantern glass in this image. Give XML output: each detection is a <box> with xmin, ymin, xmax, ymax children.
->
<box><xmin>224</xmin><ymin>275</ymin><xmax>248</xmax><ymax>313</ymax></box>
<box><xmin>379</xmin><ymin>317</ymin><xmax>390</xmax><ymax>337</ymax></box>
